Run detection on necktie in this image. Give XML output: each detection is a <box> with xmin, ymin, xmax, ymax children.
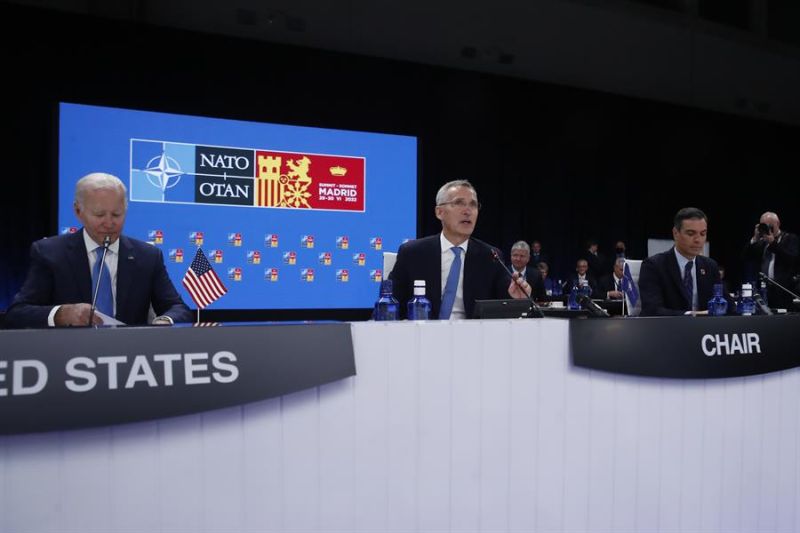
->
<box><xmin>92</xmin><ymin>246</ymin><xmax>114</xmax><ymax>317</ymax></box>
<box><xmin>683</xmin><ymin>260</ymin><xmax>694</xmax><ymax>307</ymax></box>
<box><xmin>761</xmin><ymin>245</ymin><xmax>773</xmax><ymax>276</ymax></box>
<box><xmin>439</xmin><ymin>246</ymin><xmax>462</xmax><ymax>319</ymax></box>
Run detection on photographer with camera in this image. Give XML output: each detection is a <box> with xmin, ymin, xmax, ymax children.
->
<box><xmin>744</xmin><ymin>211</ymin><xmax>799</xmax><ymax>309</ymax></box>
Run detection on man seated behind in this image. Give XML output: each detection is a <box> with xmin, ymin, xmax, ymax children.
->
<box><xmin>598</xmin><ymin>257</ymin><xmax>626</xmax><ymax>300</ymax></box>
<box><xmin>563</xmin><ymin>258</ymin><xmax>598</xmax><ymax>298</ymax></box>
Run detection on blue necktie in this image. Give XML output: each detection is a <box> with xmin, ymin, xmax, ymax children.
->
<box><xmin>439</xmin><ymin>246</ymin><xmax>462</xmax><ymax>319</ymax></box>
<box><xmin>683</xmin><ymin>260</ymin><xmax>694</xmax><ymax>308</ymax></box>
<box><xmin>92</xmin><ymin>246</ymin><xmax>114</xmax><ymax>317</ymax></box>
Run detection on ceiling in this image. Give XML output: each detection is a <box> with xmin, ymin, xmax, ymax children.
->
<box><xmin>8</xmin><ymin>0</ymin><xmax>800</xmax><ymax>125</ymax></box>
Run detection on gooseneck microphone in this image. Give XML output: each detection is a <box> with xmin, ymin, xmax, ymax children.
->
<box><xmin>758</xmin><ymin>272</ymin><xmax>800</xmax><ymax>305</ymax></box>
<box><xmin>576</xmin><ymin>293</ymin><xmax>611</xmax><ymax>317</ymax></box>
<box><xmin>490</xmin><ymin>250</ymin><xmax>545</xmax><ymax>318</ymax></box>
<box><xmin>89</xmin><ymin>235</ymin><xmax>112</xmax><ymax>326</ymax></box>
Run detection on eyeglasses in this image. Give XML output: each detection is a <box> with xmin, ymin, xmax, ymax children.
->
<box><xmin>438</xmin><ymin>199</ymin><xmax>482</xmax><ymax>211</ymax></box>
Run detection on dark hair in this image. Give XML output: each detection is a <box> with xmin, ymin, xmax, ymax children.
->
<box><xmin>673</xmin><ymin>207</ymin><xmax>707</xmax><ymax>230</ymax></box>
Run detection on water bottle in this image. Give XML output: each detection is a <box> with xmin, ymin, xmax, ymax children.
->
<box><xmin>578</xmin><ymin>278</ymin><xmax>592</xmax><ymax>301</ymax></box>
<box><xmin>759</xmin><ymin>281</ymin><xmax>769</xmax><ymax>307</ymax></box>
<box><xmin>568</xmin><ymin>282</ymin><xmax>580</xmax><ymax>310</ymax></box>
<box><xmin>374</xmin><ymin>279</ymin><xmax>399</xmax><ymax>321</ymax></box>
<box><xmin>407</xmin><ymin>279</ymin><xmax>432</xmax><ymax>320</ymax></box>
<box><xmin>707</xmin><ymin>283</ymin><xmax>728</xmax><ymax>316</ymax></box>
<box><xmin>554</xmin><ymin>279</ymin><xmax>563</xmax><ymax>296</ymax></box>
<box><xmin>736</xmin><ymin>283</ymin><xmax>756</xmax><ymax>316</ymax></box>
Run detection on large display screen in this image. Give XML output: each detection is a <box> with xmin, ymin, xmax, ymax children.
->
<box><xmin>58</xmin><ymin>103</ymin><xmax>417</xmax><ymax>310</ymax></box>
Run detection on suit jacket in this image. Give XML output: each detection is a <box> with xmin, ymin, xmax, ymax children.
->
<box><xmin>597</xmin><ymin>274</ymin><xmax>624</xmax><ymax>299</ymax></box>
<box><xmin>5</xmin><ymin>230</ymin><xmax>192</xmax><ymax>328</ymax></box>
<box><xmin>638</xmin><ymin>248</ymin><xmax>722</xmax><ymax>316</ymax></box>
<box><xmin>582</xmin><ymin>251</ymin><xmax>607</xmax><ymax>279</ymax></box>
<box><xmin>389</xmin><ymin>235</ymin><xmax>511</xmax><ymax>319</ymax></box>
<box><xmin>743</xmin><ymin>231</ymin><xmax>799</xmax><ymax>308</ymax></box>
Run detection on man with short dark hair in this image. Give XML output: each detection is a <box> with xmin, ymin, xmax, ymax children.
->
<box><xmin>530</xmin><ymin>240</ymin><xmax>549</xmax><ymax>270</ymax></box>
<box><xmin>5</xmin><ymin>172</ymin><xmax>191</xmax><ymax>328</ymax></box>
<box><xmin>582</xmin><ymin>239</ymin><xmax>606</xmax><ymax>279</ymax></box>
<box><xmin>389</xmin><ymin>180</ymin><xmax>530</xmax><ymax>319</ymax></box>
<box><xmin>638</xmin><ymin>207</ymin><xmax>723</xmax><ymax>316</ymax></box>
<box><xmin>563</xmin><ymin>258</ymin><xmax>598</xmax><ymax>298</ymax></box>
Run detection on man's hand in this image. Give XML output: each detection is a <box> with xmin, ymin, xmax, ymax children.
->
<box><xmin>54</xmin><ymin>303</ymin><xmax>102</xmax><ymax>326</ymax></box>
<box><xmin>607</xmin><ymin>290</ymin><xmax>623</xmax><ymax>299</ymax></box>
<box><xmin>508</xmin><ymin>272</ymin><xmax>532</xmax><ymax>299</ymax></box>
<box><xmin>753</xmin><ymin>223</ymin><xmax>775</xmax><ymax>244</ymax></box>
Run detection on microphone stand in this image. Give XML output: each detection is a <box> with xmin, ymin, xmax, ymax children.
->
<box><xmin>577</xmin><ymin>294</ymin><xmax>611</xmax><ymax>317</ymax></box>
<box><xmin>491</xmin><ymin>250</ymin><xmax>545</xmax><ymax>318</ymax></box>
<box><xmin>758</xmin><ymin>272</ymin><xmax>800</xmax><ymax>307</ymax></box>
<box><xmin>89</xmin><ymin>235</ymin><xmax>112</xmax><ymax>326</ymax></box>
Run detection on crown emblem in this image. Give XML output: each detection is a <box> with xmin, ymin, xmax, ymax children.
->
<box><xmin>329</xmin><ymin>166</ymin><xmax>347</xmax><ymax>176</ymax></box>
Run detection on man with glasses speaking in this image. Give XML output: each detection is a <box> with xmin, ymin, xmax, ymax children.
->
<box><xmin>389</xmin><ymin>180</ymin><xmax>531</xmax><ymax>319</ymax></box>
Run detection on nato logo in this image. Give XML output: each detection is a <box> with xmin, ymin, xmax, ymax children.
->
<box><xmin>130</xmin><ymin>140</ymin><xmax>195</xmax><ymax>203</ymax></box>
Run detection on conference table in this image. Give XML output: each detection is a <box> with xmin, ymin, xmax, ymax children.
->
<box><xmin>1</xmin><ymin>316</ymin><xmax>799</xmax><ymax>533</ymax></box>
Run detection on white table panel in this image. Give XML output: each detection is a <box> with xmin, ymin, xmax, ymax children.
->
<box><xmin>1</xmin><ymin>318</ymin><xmax>798</xmax><ymax>533</ymax></box>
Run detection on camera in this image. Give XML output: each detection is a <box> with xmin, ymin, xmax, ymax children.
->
<box><xmin>757</xmin><ymin>223</ymin><xmax>773</xmax><ymax>235</ymax></box>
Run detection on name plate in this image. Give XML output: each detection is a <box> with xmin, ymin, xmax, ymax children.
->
<box><xmin>570</xmin><ymin>315</ymin><xmax>800</xmax><ymax>378</ymax></box>
<box><xmin>0</xmin><ymin>323</ymin><xmax>355</xmax><ymax>434</ymax></box>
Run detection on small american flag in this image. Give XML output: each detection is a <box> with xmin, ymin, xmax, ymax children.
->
<box><xmin>183</xmin><ymin>248</ymin><xmax>228</xmax><ymax>309</ymax></box>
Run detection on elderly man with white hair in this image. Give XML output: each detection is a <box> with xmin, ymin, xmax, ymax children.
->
<box><xmin>6</xmin><ymin>172</ymin><xmax>191</xmax><ymax>328</ymax></box>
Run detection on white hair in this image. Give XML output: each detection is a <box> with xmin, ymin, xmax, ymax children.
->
<box><xmin>74</xmin><ymin>172</ymin><xmax>127</xmax><ymax>208</ymax></box>
<box><xmin>435</xmin><ymin>180</ymin><xmax>476</xmax><ymax>206</ymax></box>
<box><xmin>511</xmin><ymin>240</ymin><xmax>530</xmax><ymax>253</ymax></box>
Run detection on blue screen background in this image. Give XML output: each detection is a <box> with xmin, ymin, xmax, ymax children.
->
<box><xmin>58</xmin><ymin>103</ymin><xmax>417</xmax><ymax>310</ymax></box>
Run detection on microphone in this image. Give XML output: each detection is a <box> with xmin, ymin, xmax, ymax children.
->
<box><xmin>577</xmin><ymin>293</ymin><xmax>610</xmax><ymax>317</ymax></box>
<box><xmin>490</xmin><ymin>250</ymin><xmax>545</xmax><ymax>318</ymax></box>
<box><xmin>758</xmin><ymin>271</ymin><xmax>800</xmax><ymax>303</ymax></box>
<box><xmin>752</xmin><ymin>291</ymin><xmax>773</xmax><ymax>316</ymax></box>
<box><xmin>89</xmin><ymin>235</ymin><xmax>112</xmax><ymax>326</ymax></box>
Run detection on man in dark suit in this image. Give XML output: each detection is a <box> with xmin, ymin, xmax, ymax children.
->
<box><xmin>639</xmin><ymin>207</ymin><xmax>723</xmax><ymax>316</ymax></box>
<box><xmin>563</xmin><ymin>258</ymin><xmax>598</xmax><ymax>298</ymax></box>
<box><xmin>510</xmin><ymin>240</ymin><xmax>532</xmax><ymax>280</ymax></box>
<box><xmin>5</xmin><ymin>173</ymin><xmax>191</xmax><ymax>328</ymax></box>
<box><xmin>743</xmin><ymin>211</ymin><xmax>798</xmax><ymax>309</ymax></box>
<box><xmin>529</xmin><ymin>240</ymin><xmax>550</xmax><ymax>270</ymax></box>
<box><xmin>581</xmin><ymin>239</ymin><xmax>607</xmax><ymax>280</ymax></box>
<box><xmin>598</xmin><ymin>257</ymin><xmax>626</xmax><ymax>300</ymax></box>
<box><xmin>389</xmin><ymin>180</ymin><xmax>531</xmax><ymax>319</ymax></box>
